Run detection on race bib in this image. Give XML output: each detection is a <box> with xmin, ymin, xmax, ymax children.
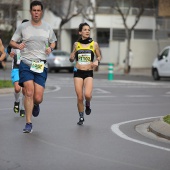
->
<box><xmin>30</xmin><ymin>61</ymin><xmax>44</xmax><ymax>73</ymax></box>
<box><xmin>78</xmin><ymin>53</ymin><xmax>91</xmax><ymax>65</ymax></box>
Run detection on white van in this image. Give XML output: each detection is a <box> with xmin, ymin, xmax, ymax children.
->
<box><xmin>152</xmin><ymin>46</ymin><xmax>170</xmax><ymax>80</ymax></box>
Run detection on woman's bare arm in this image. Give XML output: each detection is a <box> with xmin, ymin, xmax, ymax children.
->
<box><xmin>94</xmin><ymin>42</ymin><xmax>102</xmax><ymax>62</ymax></box>
<box><xmin>70</xmin><ymin>42</ymin><xmax>77</xmax><ymax>62</ymax></box>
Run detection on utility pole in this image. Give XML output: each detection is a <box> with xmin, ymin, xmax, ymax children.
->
<box><xmin>22</xmin><ymin>0</ymin><xmax>30</xmax><ymax>20</ymax></box>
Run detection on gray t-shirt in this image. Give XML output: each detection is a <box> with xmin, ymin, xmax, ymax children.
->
<box><xmin>11</xmin><ymin>20</ymin><xmax>57</xmax><ymax>61</ymax></box>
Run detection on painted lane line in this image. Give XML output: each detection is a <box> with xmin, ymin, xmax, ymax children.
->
<box><xmin>166</xmin><ymin>91</ymin><xmax>170</xmax><ymax>94</ymax></box>
<box><xmin>44</xmin><ymin>85</ymin><xmax>61</xmax><ymax>93</ymax></box>
<box><xmin>111</xmin><ymin>117</ymin><xmax>170</xmax><ymax>152</ymax></box>
<box><xmin>94</xmin><ymin>88</ymin><xmax>111</xmax><ymax>94</ymax></box>
<box><xmin>125</xmin><ymin>95</ymin><xmax>152</xmax><ymax>98</ymax></box>
<box><xmin>53</xmin><ymin>95</ymin><xmax>117</xmax><ymax>99</ymax></box>
<box><xmin>112</xmin><ymin>80</ymin><xmax>168</xmax><ymax>86</ymax></box>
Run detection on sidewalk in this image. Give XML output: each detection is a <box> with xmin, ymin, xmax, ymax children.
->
<box><xmin>97</xmin><ymin>65</ymin><xmax>151</xmax><ymax>76</ymax></box>
<box><xmin>149</xmin><ymin>117</ymin><xmax>170</xmax><ymax>140</ymax></box>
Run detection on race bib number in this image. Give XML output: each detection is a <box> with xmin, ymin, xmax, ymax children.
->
<box><xmin>30</xmin><ymin>61</ymin><xmax>44</xmax><ymax>73</ymax></box>
<box><xmin>78</xmin><ymin>53</ymin><xmax>91</xmax><ymax>65</ymax></box>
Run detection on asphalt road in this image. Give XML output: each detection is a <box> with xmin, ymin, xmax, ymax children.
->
<box><xmin>0</xmin><ymin>69</ymin><xmax>170</xmax><ymax>170</ymax></box>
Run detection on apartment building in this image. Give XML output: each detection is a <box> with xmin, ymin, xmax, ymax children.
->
<box><xmin>0</xmin><ymin>0</ymin><xmax>22</xmax><ymax>45</ymax></box>
<box><xmin>43</xmin><ymin>0</ymin><xmax>170</xmax><ymax>68</ymax></box>
<box><xmin>1</xmin><ymin>0</ymin><xmax>170</xmax><ymax>68</ymax></box>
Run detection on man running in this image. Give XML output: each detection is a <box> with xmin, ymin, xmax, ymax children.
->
<box><xmin>10</xmin><ymin>1</ymin><xmax>57</xmax><ymax>133</ymax></box>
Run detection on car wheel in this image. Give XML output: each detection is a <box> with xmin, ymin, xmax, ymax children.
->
<box><xmin>68</xmin><ymin>68</ymin><xmax>73</xmax><ymax>73</ymax></box>
<box><xmin>152</xmin><ymin>68</ymin><xmax>160</xmax><ymax>80</ymax></box>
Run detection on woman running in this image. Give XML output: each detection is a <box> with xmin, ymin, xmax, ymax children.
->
<box><xmin>70</xmin><ymin>22</ymin><xmax>102</xmax><ymax>125</ymax></box>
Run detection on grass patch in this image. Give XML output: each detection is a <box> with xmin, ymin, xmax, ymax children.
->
<box><xmin>163</xmin><ymin>115</ymin><xmax>170</xmax><ymax>125</ymax></box>
<box><xmin>0</xmin><ymin>80</ymin><xmax>13</xmax><ymax>88</ymax></box>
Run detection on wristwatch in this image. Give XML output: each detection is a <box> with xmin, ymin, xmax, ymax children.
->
<box><xmin>50</xmin><ymin>47</ymin><xmax>54</xmax><ymax>51</ymax></box>
<box><xmin>97</xmin><ymin>60</ymin><xmax>100</xmax><ymax>65</ymax></box>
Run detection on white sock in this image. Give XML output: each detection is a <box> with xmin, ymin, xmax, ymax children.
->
<box><xmin>20</xmin><ymin>94</ymin><xmax>25</xmax><ymax>110</ymax></box>
<box><xmin>14</xmin><ymin>92</ymin><xmax>20</xmax><ymax>102</ymax></box>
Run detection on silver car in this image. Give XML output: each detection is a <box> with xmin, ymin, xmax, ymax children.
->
<box><xmin>47</xmin><ymin>50</ymin><xmax>75</xmax><ymax>73</ymax></box>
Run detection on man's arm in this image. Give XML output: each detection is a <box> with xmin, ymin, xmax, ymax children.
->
<box><xmin>50</xmin><ymin>42</ymin><xmax>56</xmax><ymax>50</ymax></box>
<box><xmin>45</xmin><ymin>41</ymin><xmax>56</xmax><ymax>55</ymax></box>
<box><xmin>0</xmin><ymin>39</ymin><xmax>6</xmax><ymax>61</ymax></box>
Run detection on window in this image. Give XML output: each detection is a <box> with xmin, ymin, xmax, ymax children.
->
<box><xmin>134</xmin><ymin>29</ymin><xmax>153</xmax><ymax>39</ymax></box>
<box><xmin>97</xmin><ymin>29</ymin><xmax>110</xmax><ymax>47</ymax></box>
<box><xmin>71</xmin><ymin>29</ymin><xmax>79</xmax><ymax>50</ymax></box>
<box><xmin>0</xmin><ymin>10</ymin><xmax>4</xmax><ymax>20</ymax></box>
<box><xmin>112</xmin><ymin>29</ymin><xmax>126</xmax><ymax>41</ymax></box>
<box><xmin>156</xmin><ymin>30</ymin><xmax>168</xmax><ymax>39</ymax></box>
<box><xmin>158</xmin><ymin>49</ymin><xmax>169</xmax><ymax>60</ymax></box>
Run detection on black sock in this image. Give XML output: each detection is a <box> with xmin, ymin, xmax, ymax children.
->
<box><xmin>79</xmin><ymin>112</ymin><xmax>84</xmax><ymax>118</ymax></box>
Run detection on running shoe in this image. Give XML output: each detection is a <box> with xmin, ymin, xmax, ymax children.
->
<box><xmin>32</xmin><ymin>104</ymin><xmax>40</xmax><ymax>117</ymax></box>
<box><xmin>85</xmin><ymin>101</ymin><xmax>91</xmax><ymax>115</ymax></box>
<box><xmin>13</xmin><ymin>102</ymin><xmax>20</xmax><ymax>113</ymax></box>
<box><xmin>20</xmin><ymin>110</ymin><xmax>25</xmax><ymax>117</ymax></box>
<box><xmin>77</xmin><ymin>117</ymin><xmax>84</xmax><ymax>125</ymax></box>
<box><xmin>23</xmin><ymin>123</ymin><xmax>33</xmax><ymax>133</ymax></box>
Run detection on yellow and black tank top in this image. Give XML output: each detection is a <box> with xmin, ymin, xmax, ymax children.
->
<box><xmin>75</xmin><ymin>41</ymin><xmax>95</xmax><ymax>65</ymax></box>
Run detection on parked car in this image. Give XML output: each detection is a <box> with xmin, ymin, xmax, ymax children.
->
<box><xmin>47</xmin><ymin>50</ymin><xmax>75</xmax><ymax>73</ymax></box>
<box><xmin>152</xmin><ymin>46</ymin><xmax>170</xmax><ymax>80</ymax></box>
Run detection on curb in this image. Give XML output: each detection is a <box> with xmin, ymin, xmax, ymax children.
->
<box><xmin>0</xmin><ymin>86</ymin><xmax>56</xmax><ymax>94</ymax></box>
<box><xmin>149</xmin><ymin>117</ymin><xmax>170</xmax><ymax>140</ymax></box>
<box><xmin>0</xmin><ymin>88</ymin><xmax>13</xmax><ymax>94</ymax></box>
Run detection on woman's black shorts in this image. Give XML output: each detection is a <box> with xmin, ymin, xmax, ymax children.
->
<box><xmin>73</xmin><ymin>68</ymin><xmax>93</xmax><ymax>79</ymax></box>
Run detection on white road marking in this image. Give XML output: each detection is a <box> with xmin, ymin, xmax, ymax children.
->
<box><xmin>166</xmin><ymin>91</ymin><xmax>170</xmax><ymax>94</ymax></box>
<box><xmin>125</xmin><ymin>95</ymin><xmax>152</xmax><ymax>98</ymax></box>
<box><xmin>53</xmin><ymin>95</ymin><xmax>116</xmax><ymax>99</ymax></box>
<box><xmin>93</xmin><ymin>88</ymin><xmax>110</xmax><ymax>94</ymax></box>
<box><xmin>111</xmin><ymin>117</ymin><xmax>170</xmax><ymax>152</ymax></box>
<box><xmin>44</xmin><ymin>85</ymin><xmax>61</xmax><ymax>93</ymax></box>
<box><xmin>111</xmin><ymin>80</ymin><xmax>168</xmax><ymax>86</ymax></box>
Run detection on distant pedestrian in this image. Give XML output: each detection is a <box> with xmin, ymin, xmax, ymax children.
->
<box><xmin>69</xmin><ymin>22</ymin><xmax>102</xmax><ymax>125</ymax></box>
<box><xmin>128</xmin><ymin>49</ymin><xmax>133</xmax><ymax>73</ymax></box>
<box><xmin>10</xmin><ymin>1</ymin><xmax>57</xmax><ymax>133</ymax></box>
<box><xmin>123</xmin><ymin>49</ymin><xmax>133</xmax><ymax>73</ymax></box>
<box><xmin>7</xmin><ymin>19</ymin><xmax>29</xmax><ymax>117</ymax></box>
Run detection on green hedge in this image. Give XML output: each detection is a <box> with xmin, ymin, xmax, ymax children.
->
<box><xmin>0</xmin><ymin>80</ymin><xmax>13</xmax><ymax>88</ymax></box>
<box><xmin>163</xmin><ymin>115</ymin><xmax>170</xmax><ymax>125</ymax></box>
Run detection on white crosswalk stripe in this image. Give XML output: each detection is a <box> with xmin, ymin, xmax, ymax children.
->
<box><xmin>46</xmin><ymin>78</ymin><xmax>170</xmax><ymax>88</ymax></box>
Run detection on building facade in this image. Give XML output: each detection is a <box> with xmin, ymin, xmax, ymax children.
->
<box><xmin>43</xmin><ymin>0</ymin><xmax>170</xmax><ymax>69</ymax></box>
<box><xmin>2</xmin><ymin>0</ymin><xmax>170</xmax><ymax>69</ymax></box>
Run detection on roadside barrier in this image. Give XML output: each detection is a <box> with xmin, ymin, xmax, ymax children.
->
<box><xmin>108</xmin><ymin>63</ymin><xmax>114</xmax><ymax>80</ymax></box>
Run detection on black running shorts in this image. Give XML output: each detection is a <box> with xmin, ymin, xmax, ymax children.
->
<box><xmin>73</xmin><ymin>68</ymin><xmax>93</xmax><ymax>79</ymax></box>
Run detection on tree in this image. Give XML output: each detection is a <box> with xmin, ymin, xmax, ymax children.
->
<box><xmin>80</xmin><ymin>0</ymin><xmax>97</xmax><ymax>41</ymax></box>
<box><xmin>43</xmin><ymin>0</ymin><xmax>83</xmax><ymax>50</ymax></box>
<box><xmin>80</xmin><ymin>0</ymin><xmax>106</xmax><ymax>41</ymax></box>
<box><xmin>113</xmin><ymin>0</ymin><xmax>145</xmax><ymax>73</ymax></box>
<box><xmin>111</xmin><ymin>0</ymin><xmax>158</xmax><ymax>73</ymax></box>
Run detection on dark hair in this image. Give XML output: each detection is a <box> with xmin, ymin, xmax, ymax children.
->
<box><xmin>22</xmin><ymin>19</ymin><xmax>29</xmax><ymax>23</ymax></box>
<box><xmin>78</xmin><ymin>22</ymin><xmax>90</xmax><ymax>32</ymax></box>
<box><xmin>30</xmin><ymin>1</ymin><xmax>43</xmax><ymax>10</ymax></box>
